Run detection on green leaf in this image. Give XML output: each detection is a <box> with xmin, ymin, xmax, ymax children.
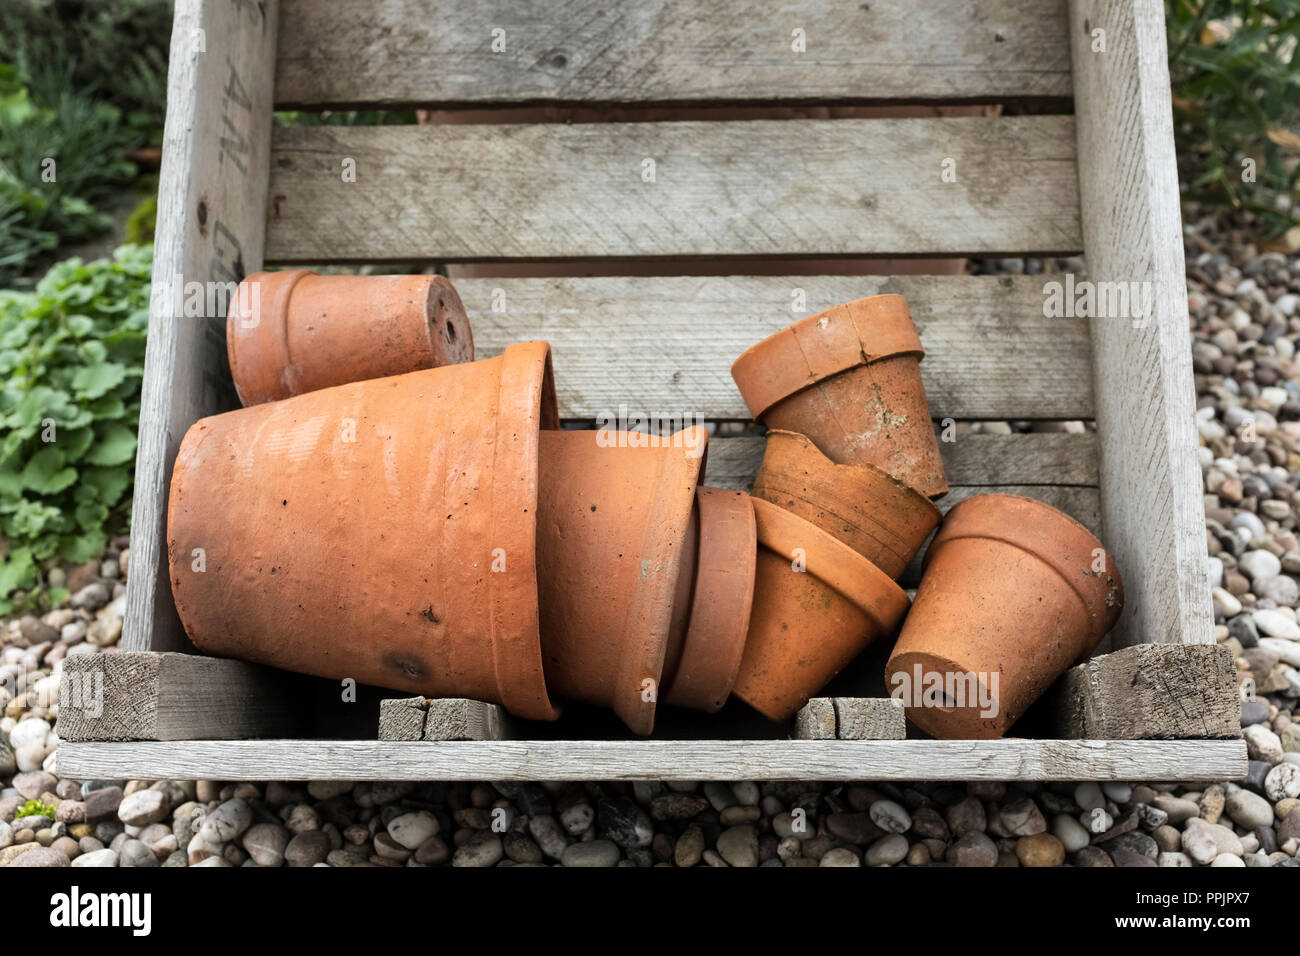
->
<box><xmin>59</xmin><ymin>528</ymin><xmax>106</xmax><ymax>564</ymax></box>
<box><xmin>82</xmin><ymin>421</ymin><xmax>136</xmax><ymax>465</ymax></box>
<box><xmin>0</xmin><ymin>546</ymin><xmax>35</xmax><ymax>596</ymax></box>
<box><xmin>19</xmin><ymin>445</ymin><xmax>76</xmax><ymax>493</ymax></box>
<box><xmin>71</xmin><ymin>360</ymin><xmax>125</xmax><ymax>398</ymax></box>
<box><xmin>80</xmin><ymin>465</ymin><xmax>131</xmax><ymax>507</ymax></box>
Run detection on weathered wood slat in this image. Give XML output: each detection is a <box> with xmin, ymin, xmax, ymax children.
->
<box><xmin>58</xmin><ymin>652</ymin><xmax>311</xmax><ymax>741</ymax></box>
<box><xmin>455</xmin><ymin>275</ymin><xmax>1094</xmax><ymax>420</ymax></box>
<box><xmin>55</xmin><ymin>739</ymin><xmax>1248</xmax><ymax>782</ymax></box>
<box><xmin>265</xmin><ymin>117</ymin><xmax>1082</xmax><ymax>261</ymax></box>
<box><xmin>1069</xmin><ymin>0</ymin><xmax>1213</xmax><ymax>648</ymax></box>
<box><xmin>125</xmin><ymin>0</ymin><xmax>279</xmax><ymax>653</ymax></box>
<box><xmin>275</xmin><ymin>0</ymin><xmax>1073</xmax><ymax>109</ymax></box>
<box><xmin>1051</xmin><ymin>644</ymin><xmax>1240</xmax><ymax>740</ymax></box>
<box><xmin>703</xmin><ymin>434</ymin><xmax>1098</xmax><ymax>490</ymax></box>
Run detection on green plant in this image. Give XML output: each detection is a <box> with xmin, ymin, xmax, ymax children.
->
<box><xmin>0</xmin><ymin>0</ymin><xmax>172</xmax><ymax>138</ymax></box>
<box><xmin>13</xmin><ymin>799</ymin><xmax>57</xmax><ymax>819</ymax></box>
<box><xmin>0</xmin><ymin>244</ymin><xmax>151</xmax><ymax>611</ymax></box>
<box><xmin>1167</xmin><ymin>1</ymin><xmax>1300</xmax><ymax>239</ymax></box>
<box><xmin>0</xmin><ymin>60</ymin><xmax>136</xmax><ymax>286</ymax></box>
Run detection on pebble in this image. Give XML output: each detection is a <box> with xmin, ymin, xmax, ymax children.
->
<box><xmin>1240</xmin><ymin>550</ymin><xmax>1283</xmax><ymax>580</ymax></box>
<box><xmin>1253</xmin><ymin>609</ymin><xmax>1300</xmax><ymax>640</ymax></box>
<box><xmin>1016</xmin><ymin>833</ymin><xmax>1065</xmax><ymax>867</ymax></box>
<box><xmin>199</xmin><ymin>798</ymin><xmax>252</xmax><ymax>843</ymax></box>
<box><xmin>561</xmin><ymin>840</ymin><xmax>621</xmax><ymax>867</ymax></box>
<box><xmin>868</xmin><ymin>799</ymin><xmax>911</xmax><ymax>834</ymax></box>
<box><xmin>70</xmin><ymin>847</ymin><xmax>117</xmax><ymax>867</ymax></box>
<box><xmin>821</xmin><ymin>847</ymin><xmax>862</xmax><ymax>867</ymax></box>
<box><xmin>7</xmin><ymin>846</ymin><xmax>70</xmax><ymax>867</ymax></box>
<box><xmin>716</xmin><ymin>825</ymin><xmax>759</xmax><ymax>867</ymax></box>
<box><xmin>387</xmin><ymin>811</ymin><xmax>439</xmax><ymax>850</ymax></box>
<box><xmin>864</xmin><ymin>834</ymin><xmax>909</xmax><ymax>866</ymax></box>
<box><xmin>284</xmin><ymin>831</ymin><xmax>331</xmax><ymax>867</ymax></box>
<box><xmin>947</xmin><ymin>832</ymin><xmax>998</xmax><ymax>867</ymax></box>
<box><xmin>117</xmin><ymin>790</ymin><xmax>169</xmax><ymax>826</ymax></box>
<box><xmin>1266</xmin><ymin>763</ymin><xmax>1300</xmax><ymax>800</ymax></box>
<box><xmin>241</xmin><ymin>823</ymin><xmax>290</xmax><ymax>866</ymax></box>
<box><xmin>1225</xmin><ymin>789</ymin><xmax>1275</xmax><ymax>829</ymax></box>
<box><xmin>1051</xmin><ymin>814</ymin><xmax>1091</xmax><ymax>852</ymax></box>
<box><xmin>1245</xmin><ymin>724</ymin><xmax>1286</xmax><ymax>763</ymax></box>
<box><xmin>452</xmin><ymin>832</ymin><xmax>503</xmax><ymax>867</ymax></box>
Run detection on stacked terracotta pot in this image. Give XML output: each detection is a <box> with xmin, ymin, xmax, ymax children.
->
<box><xmin>167</xmin><ymin>273</ymin><xmax>1125</xmax><ymax>739</ymax></box>
<box><xmin>730</xmin><ymin>294</ymin><xmax>1124</xmax><ymax>737</ymax></box>
<box><xmin>170</xmin><ymin>271</ymin><xmax>763</xmax><ymax>736</ymax></box>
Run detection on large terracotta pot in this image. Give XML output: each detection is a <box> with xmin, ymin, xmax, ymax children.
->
<box><xmin>660</xmin><ymin>486</ymin><xmax>757</xmax><ymax>713</ymax></box>
<box><xmin>751</xmin><ymin>429</ymin><xmax>940</xmax><ymax>579</ymax></box>
<box><xmin>168</xmin><ymin>341</ymin><xmax>560</xmax><ymax>720</ymax></box>
<box><xmin>227</xmin><ymin>270</ymin><xmax>473</xmax><ymax>405</ymax></box>
<box><xmin>730</xmin><ymin>294</ymin><xmax>948</xmax><ymax>498</ymax></box>
<box><xmin>885</xmin><ymin>494</ymin><xmax>1125</xmax><ymax>739</ymax></box>
<box><xmin>535</xmin><ymin>427</ymin><xmax>707</xmax><ymax>735</ymax></box>
<box><xmin>733</xmin><ymin>497</ymin><xmax>910</xmax><ymax>722</ymax></box>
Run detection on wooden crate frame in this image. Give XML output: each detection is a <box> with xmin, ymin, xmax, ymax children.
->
<box><xmin>57</xmin><ymin>0</ymin><xmax>1246</xmax><ymax>782</ymax></box>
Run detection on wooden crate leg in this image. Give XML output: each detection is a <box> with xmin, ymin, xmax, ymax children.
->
<box><xmin>1051</xmin><ymin>644</ymin><xmax>1240</xmax><ymax>740</ymax></box>
<box><xmin>58</xmin><ymin>652</ymin><xmax>311</xmax><ymax>741</ymax></box>
<box><xmin>378</xmin><ymin>697</ymin><xmax>509</xmax><ymax>741</ymax></box>
<box><xmin>793</xmin><ymin>698</ymin><xmax>906</xmax><ymax>740</ymax></box>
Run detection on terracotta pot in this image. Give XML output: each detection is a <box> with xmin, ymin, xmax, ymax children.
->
<box><xmin>535</xmin><ymin>427</ymin><xmax>707</xmax><ymax>734</ymax></box>
<box><xmin>733</xmin><ymin>497</ymin><xmax>910</xmax><ymax>722</ymax></box>
<box><xmin>227</xmin><ymin>270</ymin><xmax>473</xmax><ymax>406</ymax></box>
<box><xmin>751</xmin><ymin>429</ymin><xmax>940</xmax><ymax>579</ymax></box>
<box><xmin>660</xmin><ymin>487</ymin><xmax>758</xmax><ymax>713</ymax></box>
<box><xmin>730</xmin><ymin>294</ymin><xmax>948</xmax><ymax>498</ymax></box>
<box><xmin>884</xmin><ymin>494</ymin><xmax>1125</xmax><ymax>739</ymax></box>
<box><xmin>168</xmin><ymin>341</ymin><xmax>560</xmax><ymax>720</ymax></box>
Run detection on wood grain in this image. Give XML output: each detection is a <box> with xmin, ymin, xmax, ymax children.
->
<box><xmin>1051</xmin><ymin>644</ymin><xmax>1240</xmax><ymax>740</ymax></box>
<box><xmin>264</xmin><ymin>117</ymin><xmax>1083</xmax><ymax>261</ymax></box>
<box><xmin>456</xmin><ymin>275</ymin><xmax>1095</xmax><ymax>421</ymax></box>
<box><xmin>58</xmin><ymin>652</ymin><xmax>311</xmax><ymax>741</ymax></box>
<box><xmin>702</xmin><ymin>433</ymin><xmax>1098</xmax><ymax>490</ymax></box>
<box><xmin>125</xmin><ymin>0</ymin><xmax>279</xmax><ymax>653</ymax></box>
<box><xmin>1070</xmin><ymin>0</ymin><xmax>1213</xmax><ymax>648</ymax></box>
<box><xmin>275</xmin><ymin>0</ymin><xmax>1073</xmax><ymax>108</ymax></box>
<box><xmin>55</xmin><ymin>738</ymin><xmax>1248</xmax><ymax>782</ymax></box>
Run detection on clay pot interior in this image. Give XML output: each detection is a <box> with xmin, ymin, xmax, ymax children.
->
<box><xmin>535</xmin><ymin>426</ymin><xmax>707</xmax><ymax>735</ymax></box>
<box><xmin>227</xmin><ymin>270</ymin><xmax>473</xmax><ymax>406</ymax></box>
<box><xmin>884</xmin><ymin>493</ymin><xmax>1124</xmax><ymax>740</ymax></box>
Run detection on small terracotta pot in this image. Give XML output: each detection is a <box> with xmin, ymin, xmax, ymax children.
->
<box><xmin>730</xmin><ymin>294</ymin><xmax>948</xmax><ymax>498</ymax></box>
<box><xmin>733</xmin><ymin>497</ymin><xmax>910</xmax><ymax>722</ymax></box>
<box><xmin>884</xmin><ymin>494</ymin><xmax>1125</xmax><ymax>739</ymax></box>
<box><xmin>751</xmin><ymin>429</ymin><xmax>941</xmax><ymax>579</ymax></box>
<box><xmin>227</xmin><ymin>270</ymin><xmax>473</xmax><ymax>406</ymax></box>
<box><xmin>535</xmin><ymin>427</ymin><xmax>707</xmax><ymax>735</ymax></box>
<box><xmin>660</xmin><ymin>487</ymin><xmax>758</xmax><ymax>713</ymax></box>
<box><xmin>168</xmin><ymin>341</ymin><xmax>560</xmax><ymax>720</ymax></box>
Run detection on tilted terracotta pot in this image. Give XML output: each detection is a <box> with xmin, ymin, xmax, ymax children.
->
<box><xmin>884</xmin><ymin>494</ymin><xmax>1125</xmax><ymax>740</ymax></box>
<box><xmin>730</xmin><ymin>294</ymin><xmax>948</xmax><ymax>499</ymax></box>
<box><xmin>168</xmin><ymin>341</ymin><xmax>560</xmax><ymax>720</ymax></box>
<box><xmin>751</xmin><ymin>429</ymin><xmax>941</xmax><ymax>579</ymax></box>
<box><xmin>660</xmin><ymin>487</ymin><xmax>758</xmax><ymax>713</ymax></box>
<box><xmin>535</xmin><ymin>427</ymin><xmax>707</xmax><ymax>735</ymax></box>
<box><xmin>733</xmin><ymin>497</ymin><xmax>911</xmax><ymax>722</ymax></box>
<box><xmin>227</xmin><ymin>270</ymin><xmax>473</xmax><ymax>406</ymax></box>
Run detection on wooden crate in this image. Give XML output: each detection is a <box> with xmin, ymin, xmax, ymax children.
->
<box><xmin>57</xmin><ymin>0</ymin><xmax>1247</xmax><ymax>781</ymax></box>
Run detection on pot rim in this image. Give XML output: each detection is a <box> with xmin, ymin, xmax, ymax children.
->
<box><xmin>730</xmin><ymin>294</ymin><xmax>924</xmax><ymax>421</ymax></box>
<box><xmin>750</xmin><ymin>496</ymin><xmax>910</xmax><ymax>631</ymax></box>
<box><xmin>661</xmin><ymin>486</ymin><xmax>757</xmax><ymax>712</ymax></box>
<box><xmin>922</xmin><ymin>492</ymin><xmax>1124</xmax><ymax>645</ymax></box>
<box><xmin>754</xmin><ymin>429</ymin><xmax>942</xmax><ymax>552</ymax></box>
<box><xmin>487</xmin><ymin>341</ymin><xmax>562</xmax><ymax>720</ymax></box>
<box><xmin>227</xmin><ymin>269</ymin><xmax>311</xmax><ymax>406</ymax></box>
<box><xmin>612</xmin><ymin>425</ymin><xmax>708</xmax><ymax>734</ymax></box>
